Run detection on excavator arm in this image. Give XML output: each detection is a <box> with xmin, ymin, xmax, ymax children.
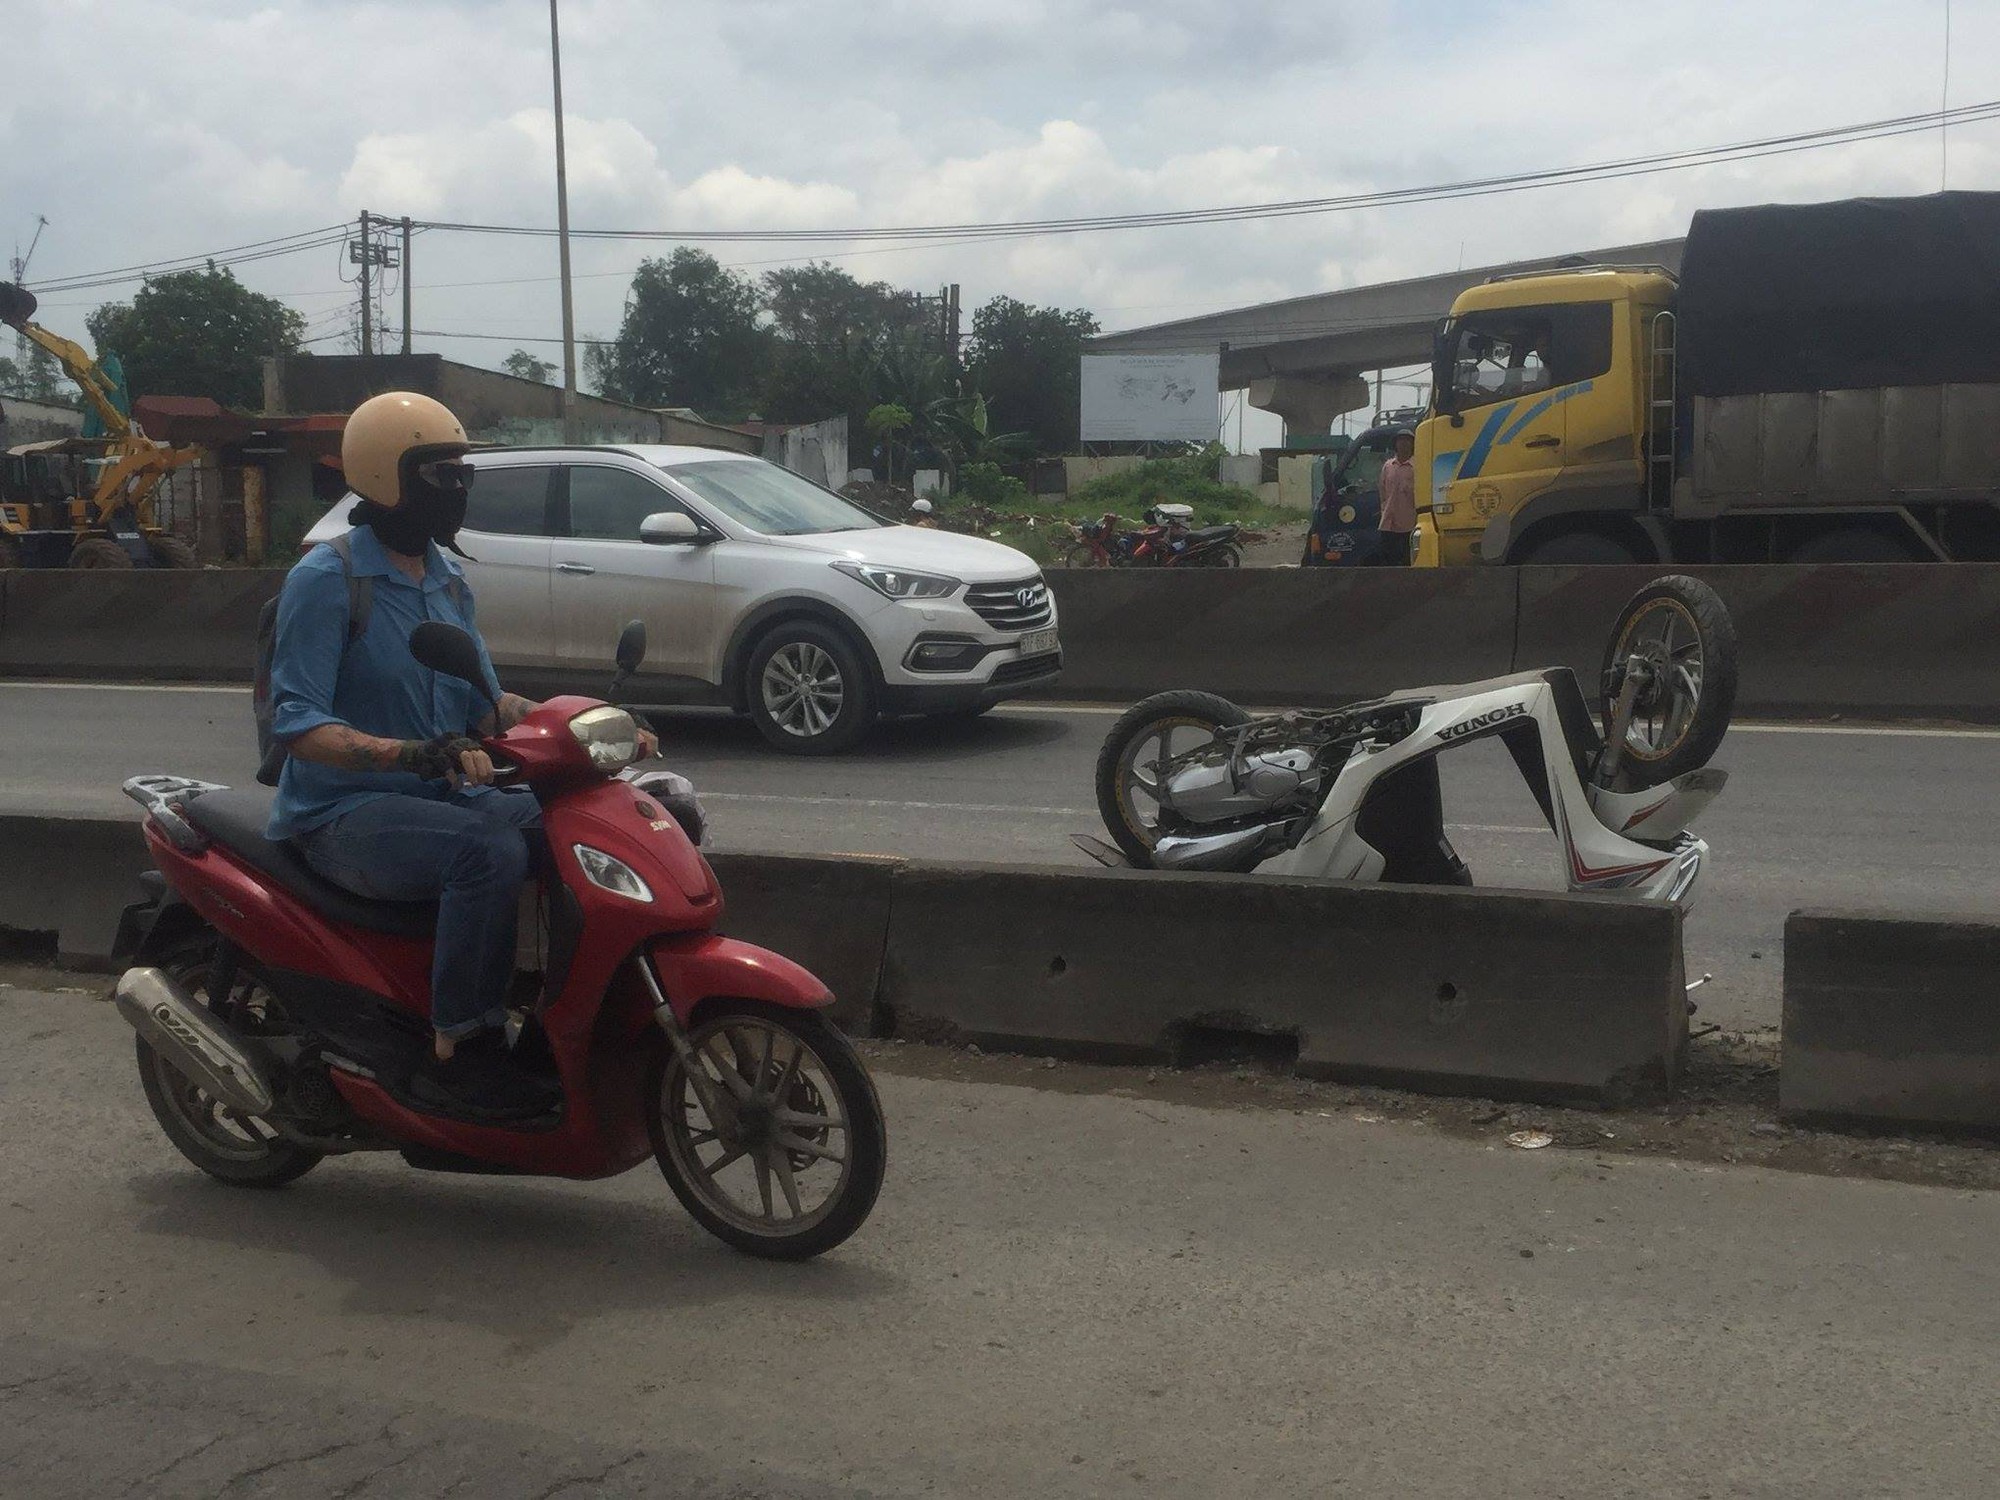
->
<box><xmin>0</xmin><ymin>281</ymin><xmax>133</xmax><ymax>439</ymax></box>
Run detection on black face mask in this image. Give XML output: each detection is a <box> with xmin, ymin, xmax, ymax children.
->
<box><xmin>349</xmin><ymin>457</ymin><xmax>472</xmax><ymax>557</ymax></box>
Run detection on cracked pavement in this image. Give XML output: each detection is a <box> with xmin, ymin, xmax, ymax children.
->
<box><xmin>5</xmin><ymin>979</ymin><xmax>2000</xmax><ymax>1497</ymax></box>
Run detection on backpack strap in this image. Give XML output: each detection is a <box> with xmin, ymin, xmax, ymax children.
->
<box><xmin>323</xmin><ymin>531</ymin><xmax>374</xmax><ymax>645</ymax></box>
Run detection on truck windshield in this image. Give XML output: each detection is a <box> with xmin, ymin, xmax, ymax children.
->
<box><xmin>661</xmin><ymin>458</ymin><xmax>885</xmax><ymax>536</ymax></box>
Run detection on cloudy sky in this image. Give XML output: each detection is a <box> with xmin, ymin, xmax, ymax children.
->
<box><xmin>6</xmin><ymin>0</ymin><xmax>1994</xmax><ymax>448</ymax></box>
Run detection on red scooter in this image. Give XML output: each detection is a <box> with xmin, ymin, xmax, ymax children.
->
<box><xmin>110</xmin><ymin>621</ymin><xmax>886</xmax><ymax>1261</ymax></box>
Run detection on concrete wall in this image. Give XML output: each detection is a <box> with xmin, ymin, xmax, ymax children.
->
<box><xmin>0</xmin><ymin>813</ymin><xmax>1687</xmax><ymax>1106</ymax></box>
<box><xmin>1784</xmin><ymin>909</ymin><xmax>2000</xmax><ymax>1133</ymax></box>
<box><xmin>0</xmin><ymin>396</ymin><xmax>85</xmax><ymax>446</ymax></box>
<box><xmin>1061</xmin><ymin>456</ymin><xmax>1144</xmax><ymax>495</ymax></box>
<box><xmin>762</xmin><ymin>415</ymin><xmax>848</xmax><ymax>488</ymax></box>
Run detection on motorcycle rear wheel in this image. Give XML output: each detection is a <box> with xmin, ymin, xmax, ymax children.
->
<box><xmin>1094</xmin><ymin>690</ymin><xmax>1251</xmax><ymax>866</ymax></box>
<box><xmin>1597</xmin><ymin>574</ymin><xmax>1738</xmax><ymax>792</ymax></box>
<box><xmin>135</xmin><ymin>935</ymin><xmax>322</xmax><ymax>1188</ymax></box>
<box><xmin>647</xmin><ymin>1000</ymin><xmax>886</xmax><ymax>1261</ymax></box>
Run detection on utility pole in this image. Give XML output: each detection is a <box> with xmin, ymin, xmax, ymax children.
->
<box><xmin>357</xmin><ymin>210</ymin><xmax>373</xmax><ymax>358</ymax></box>
<box><xmin>947</xmin><ymin>283</ymin><xmax>961</xmax><ymax>364</ymax></box>
<box><xmin>549</xmin><ymin>0</ymin><xmax>579</xmax><ymax>442</ymax></box>
<box><xmin>401</xmin><ymin>217</ymin><xmax>413</xmax><ymax>356</ymax></box>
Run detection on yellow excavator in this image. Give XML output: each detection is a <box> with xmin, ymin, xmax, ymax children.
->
<box><xmin>0</xmin><ymin>281</ymin><xmax>203</xmax><ymax>568</ymax></box>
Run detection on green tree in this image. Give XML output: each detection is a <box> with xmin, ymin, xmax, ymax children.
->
<box><xmin>864</xmin><ymin>402</ymin><xmax>913</xmax><ymax>484</ymax></box>
<box><xmin>964</xmin><ymin>296</ymin><xmax>1100</xmax><ymax>457</ymax></box>
<box><xmin>503</xmin><ymin>348</ymin><xmax>555</xmax><ymax>384</ymax></box>
<box><xmin>85</xmin><ymin>262</ymin><xmax>304</xmax><ymax>407</ymax></box>
<box><xmin>595</xmin><ymin>248</ymin><xmax>770</xmax><ymax>416</ymax></box>
<box><xmin>759</xmin><ymin>262</ymin><xmax>934</xmax><ymax>425</ymax></box>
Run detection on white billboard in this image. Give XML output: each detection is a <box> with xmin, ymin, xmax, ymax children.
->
<box><xmin>1080</xmin><ymin>351</ymin><xmax>1221</xmax><ymax>442</ymax></box>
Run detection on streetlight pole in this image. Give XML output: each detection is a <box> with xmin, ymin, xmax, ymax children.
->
<box><xmin>549</xmin><ymin>0</ymin><xmax>579</xmax><ymax>442</ymax></box>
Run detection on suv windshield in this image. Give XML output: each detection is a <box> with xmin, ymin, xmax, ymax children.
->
<box><xmin>662</xmin><ymin>458</ymin><xmax>883</xmax><ymax>536</ymax></box>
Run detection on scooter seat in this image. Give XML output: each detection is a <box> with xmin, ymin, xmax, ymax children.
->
<box><xmin>181</xmin><ymin>788</ymin><xmax>440</xmax><ymax>939</ymax></box>
<box><xmin>1188</xmin><ymin>526</ymin><xmax>1236</xmax><ymax>543</ymax></box>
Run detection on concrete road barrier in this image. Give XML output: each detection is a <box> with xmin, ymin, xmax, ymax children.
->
<box><xmin>1782</xmin><ymin>909</ymin><xmax>2000</xmax><ymax>1133</ymax></box>
<box><xmin>1515</xmin><ymin>564</ymin><xmax>2000</xmax><ymax>722</ymax></box>
<box><xmin>0</xmin><ymin>813</ymin><xmax>149</xmax><ymax>964</ymax></box>
<box><xmin>879</xmin><ymin>861</ymin><xmax>1687</xmax><ymax>1104</ymax></box>
<box><xmin>706</xmin><ymin>850</ymin><xmax>895</xmax><ymax>1031</ymax></box>
<box><xmin>1045</xmin><ymin>568</ymin><xmax>1519</xmax><ymax>705</ymax></box>
<box><xmin>0</xmin><ymin>569</ymin><xmax>285</xmax><ymax>682</ymax></box>
<box><xmin>5</xmin><ymin>812</ymin><xmax>1690</xmax><ymax>1107</ymax></box>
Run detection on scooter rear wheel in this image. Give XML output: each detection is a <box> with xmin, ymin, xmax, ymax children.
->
<box><xmin>1597</xmin><ymin>574</ymin><xmax>1738</xmax><ymax>792</ymax></box>
<box><xmin>1095</xmin><ymin>690</ymin><xmax>1251</xmax><ymax>866</ymax></box>
<box><xmin>647</xmin><ymin>1000</ymin><xmax>886</xmax><ymax>1261</ymax></box>
<box><xmin>135</xmin><ymin>936</ymin><xmax>321</xmax><ymax>1188</ymax></box>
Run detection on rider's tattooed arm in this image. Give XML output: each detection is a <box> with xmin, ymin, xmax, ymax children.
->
<box><xmin>474</xmin><ymin>693</ymin><xmax>539</xmax><ymax>736</ymax></box>
<box><xmin>290</xmin><ymin>724</ymin><xmax>424</xmax><ymax>773</ymax></box>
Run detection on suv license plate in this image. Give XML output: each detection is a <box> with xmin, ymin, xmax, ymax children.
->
<box><xmin>1019</xmin><ymin>627</ymin><xmax>1059</xmax><ymax>658</ymax></box>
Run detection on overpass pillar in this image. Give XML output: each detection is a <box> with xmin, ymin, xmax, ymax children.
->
<box><xmin>1246</xmin><ymin>373</ymin><xmax>1371</xmax><ymax>438</ymax></box>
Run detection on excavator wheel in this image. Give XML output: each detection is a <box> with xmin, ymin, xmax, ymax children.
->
<box><xmin>148</xmin><ymin>535</ymin><xmax>199</xmax><ymax>569</ymax></box>
<box><xmin>68</xmin><ymin>537</ymin><xmax>134</xmax><ymax>569</ymax></box>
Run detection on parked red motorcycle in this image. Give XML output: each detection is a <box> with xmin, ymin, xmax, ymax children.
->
<box><xmin>111</xmin><ymin>621</ymin><xmax>886</xmax><ymax>1261</ymax></box>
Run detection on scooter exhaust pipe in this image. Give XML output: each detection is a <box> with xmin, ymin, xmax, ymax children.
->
<box><xmin>113</xmin><ymin>966</ymin><xmax>275</xmax><ymax>1117</ymax></box>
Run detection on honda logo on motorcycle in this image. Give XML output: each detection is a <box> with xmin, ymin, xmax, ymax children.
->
<box><xmin>1016</xmin><ymin>584</ymin><xmax>1046</xmax><ymax>610</ymax></box>
<box><xmin>1437</xmin><ymin>702</ymin><xmax>1527</xmax><ymax>742</ymax></box>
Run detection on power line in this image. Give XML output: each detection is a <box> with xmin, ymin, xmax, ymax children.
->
<box><xmin>25</xmin><ymin>223</ymin><xmax>352</xmax><ymax>294</ymax></box>
<box><xmin>410</xmin><ymin>99</ymin><xmax>2000</xmax><ymax>246</ymax></box>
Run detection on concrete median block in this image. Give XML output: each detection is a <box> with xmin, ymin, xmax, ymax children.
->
<box><xmin>0</xmin><ymin>814</ymin><xmax>149</xmax><ymax>963</ymax></box>
<box><xmin>1515</xmin><ymin>563</ymin><xmax>2000</xmax><ymax>721</ymax></box>
<box><xmin>706</xmin><ymin>850</ymin><xmax>896</xmax><ymax>1031</ymax></box>
<box><xmin>0</xmin><ymin>569</ymin><xmax>285</xmax><ymax>681</ymax></box>
<box><xmin>1045</xmin><ymin>569</ymin><xmax>1518</xmax><ymax>706</ymax></box>
<box><xmin>1782</xmin><ymin>909</ymin><xmax>2000</xmax><ymax>1132</ymax></box>
<box><xmin>879</xmin><ymin>861</ymin><xmax>1686</xmax><ymax>1104</ymax></box>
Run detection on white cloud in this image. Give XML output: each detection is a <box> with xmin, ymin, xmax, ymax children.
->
<box><xmin>4</xmin><ymin>0</ymin><xmax>1996</xmax><ymax>449</ymax></box>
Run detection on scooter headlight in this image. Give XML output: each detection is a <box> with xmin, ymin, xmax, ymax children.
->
<box><xmin>572</xmin><ymin>844</ymin><xmax>654</xmax><ymax>903</ymax></box>
<box><xmin>569</xmin><ymin>705</ymin><xmax>641</xmax><ymax>769</ymax></box>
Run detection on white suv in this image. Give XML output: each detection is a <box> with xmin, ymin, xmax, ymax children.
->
<box><xmin>303</xmin><ymin>445</ymin><xmax>1061</xmax><ymax>752</ymax></box>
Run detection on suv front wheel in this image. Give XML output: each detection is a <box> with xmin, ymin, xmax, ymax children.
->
<box><xmin>746</xmin><ymin>620</ymin><xmax>877</xmax><ymax>754</ymax></box>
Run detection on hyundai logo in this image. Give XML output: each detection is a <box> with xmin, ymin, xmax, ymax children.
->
<box><xmin>1016</xmin><ymin>585</ymin><xmax>1046</xmax><ymax>609</ymax></box>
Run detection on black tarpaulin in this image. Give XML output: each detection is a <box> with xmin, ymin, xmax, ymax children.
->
<box><xmin>1676</xmin><ymin>192</ymin><xmax>2000</xmax><ymax>397</ymax></box>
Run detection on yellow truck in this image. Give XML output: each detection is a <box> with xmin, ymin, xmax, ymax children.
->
<box><xmin>1414</xmin><ymin>192</ymin><xmax>2000</xmax><ymax>565</ymax></box>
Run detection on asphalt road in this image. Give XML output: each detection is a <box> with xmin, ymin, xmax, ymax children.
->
<box><xmin>5</xmin><ymin>681</ymin><xmax>2000</xmax><ymax>1032</ymax></box>
<box><xmin>5</xmin><ymin>982</ymin><xmax>2000</xmax><ymax>1498</ymax></box>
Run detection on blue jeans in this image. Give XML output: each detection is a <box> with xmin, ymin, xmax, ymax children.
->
<box><xmin>296</xmin><ymin>790</ymin><xmax>545</xmax><ymax>1039</ymax></box>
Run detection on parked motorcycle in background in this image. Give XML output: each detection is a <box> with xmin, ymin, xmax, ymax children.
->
<box><xmin>1079</xmin><ymin>576</ymin><xmax>1737</xmax><ymax>906</ymax></box>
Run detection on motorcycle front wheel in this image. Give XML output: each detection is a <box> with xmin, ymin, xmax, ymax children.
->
<box><xmin>647</xmin><ymin>1000</ymin><xmax>886</xmax><ymax>1261</ymax></box>
<box><xmin>1597</xmin><ymin>574</ymin><xmax>1738</xmax><ymax>792</ymax></box>
<box><xmin>1094</xmin><ymin>690</ymin><xmax>1251</xmax><ymax>865</ymax></box>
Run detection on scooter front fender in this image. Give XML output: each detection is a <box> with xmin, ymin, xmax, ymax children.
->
<box><xmin>647</xmin><ymin>933</ymin><xmax>834</xmax><ymax>1025</ymax></box>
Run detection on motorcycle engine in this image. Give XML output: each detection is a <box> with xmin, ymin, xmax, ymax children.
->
<box><xmin>1160</xmin><ymin>747</ymin><xmax>1320</xmax><ymax>824</ymax></box>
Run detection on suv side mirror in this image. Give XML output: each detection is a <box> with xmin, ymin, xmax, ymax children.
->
<box><xmin>640</xmin><ymin>511</ymin><xmax>704</xmax><ymax>545</ymax></box>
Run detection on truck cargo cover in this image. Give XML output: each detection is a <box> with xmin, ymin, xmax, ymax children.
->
<box><xmin>1677</xmin><ymin>192</ymin><xmax>2000</xmax><ymax>397</ymax></box>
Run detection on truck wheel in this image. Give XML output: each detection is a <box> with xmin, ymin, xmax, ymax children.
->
<box><xmin>1785</xmin><ymin>527</ymin><xmax>1924</xmax><ymax>563</ymax></box>
<box><xmin>1597</xmin><ymin>575</ymin><xmax>1738</xmax><ymax>792</ymax></box>
<box><xmin>1516</xmin><ymin>531</ymin><xmax>1639</xmax><ymax>565</ymax></box>
<box><xmin>746</xmin><ymin>620</ymin><xmax>877</xmax><ymax>755</ymax></box>
<box><xmin>148</xmin><ymin>535</ymin><xmax>200</xmax><ymax>569</ymax></box>
<box><xmin>68</xmin><ymin>537</ymin><xmax>134</xmax><ymax>569</ymax></box>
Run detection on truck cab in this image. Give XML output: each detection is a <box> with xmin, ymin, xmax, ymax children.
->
<box><xmin>1414</xmin><ymin>268</ymin><xmax>1674</xmax><ymax>566</ymax></box>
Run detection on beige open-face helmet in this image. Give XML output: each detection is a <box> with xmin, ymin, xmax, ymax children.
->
<box><xmin>340</xmin><ymin>391</ymin><xmax>470</xmax><ymax>507</ymax></box>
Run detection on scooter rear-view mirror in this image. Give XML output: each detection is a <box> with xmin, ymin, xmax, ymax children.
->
<box><xmin>410</xmin><ymin>621</ymin><xmax>494</xmax><ymax>708</ymax></box>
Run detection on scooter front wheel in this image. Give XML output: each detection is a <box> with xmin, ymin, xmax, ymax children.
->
<box><xmin>647</xmin><ymin>1000</ymin><xmax>886</xmax><ymax>1261</ymax></box>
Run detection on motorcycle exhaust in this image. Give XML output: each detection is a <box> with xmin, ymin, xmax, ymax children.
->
<box><xmin>113</xmin><ymin>966</ymin><xmax>276</xmax><ymax>1117</ymax></box>
<box><xmin>1152</xmin><ymin>823</ymin><xmax>1280</xmax><ymax>872</ymax></box>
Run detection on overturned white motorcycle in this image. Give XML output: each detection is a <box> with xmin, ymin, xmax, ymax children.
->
<box><xmin>1079</xmin><ymin>576</ymin><xmax>1736</xmax><ymax>907</ymax></box>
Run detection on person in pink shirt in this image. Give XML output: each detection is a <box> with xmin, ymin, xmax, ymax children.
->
<box><xmin>1373</xmin><ymin>428</ymin><xmax>1417</xmax><ymax>566</ymax></box>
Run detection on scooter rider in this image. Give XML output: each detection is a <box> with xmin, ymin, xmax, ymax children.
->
<box><xmin>264</xmin><ymin>391</ymin><xmax>656</xmax><ymax>1119</ymax></box>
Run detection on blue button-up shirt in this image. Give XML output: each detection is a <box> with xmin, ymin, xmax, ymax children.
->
<box><xmin>265</xmin><ymin>526</ymin><xmax>505</xmax><ymax>839</ymax></box>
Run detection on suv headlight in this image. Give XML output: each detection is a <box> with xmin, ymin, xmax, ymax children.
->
<box><xmin>568</xmin><ymin>705</ymin><xmax>641</xmax><ymax>769</ymax></box>
<box><xmin>832</xmin><ymin>560</ymin><xmax>960</xmax><ymax>600</ymax></box>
